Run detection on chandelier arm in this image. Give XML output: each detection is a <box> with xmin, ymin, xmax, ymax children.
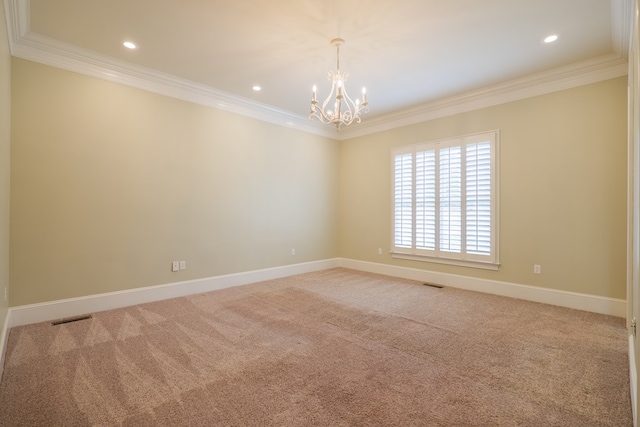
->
<box><xmin>310</xmin><ymin>70</ymin><xmax>339</xmax><ymax>124</ymax></box>
<box><xmin>340</xmin><ymin>75</ymin><xmax>357</xmax><ymax>124</ymax></box>
<box><xmin>320</xmin><ymin>71</ymin><xmax>338</xmax><ymax>115</ymax></box>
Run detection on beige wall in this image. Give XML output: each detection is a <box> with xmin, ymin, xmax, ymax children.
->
<box><xmin>339</xmin><ymin>77</ymin><xmax>628</xmax><ymax>299</ymax></box>
<box><xmin>10</xmin><ymin>59</ymin><xmax>339</xmax><ymax>306</ymax></box>
<box><xmin>0</xmin><ymin>4</ymin><xmax>10</xmax><ymax>326</ymax></box>
<box><xmin>8</xmin><ymin>58</ymin><xmax>628</xmax><ymax>306</ymax></box>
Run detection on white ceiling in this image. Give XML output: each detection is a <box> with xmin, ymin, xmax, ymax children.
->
<box><xmin>3</xmin><ymin>0</ymin><xmax>633</xmax><ymax>138</ymax></box>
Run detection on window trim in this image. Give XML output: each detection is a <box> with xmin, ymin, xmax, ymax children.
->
<box><xmin>390</xmin><ymin>130</ymin><xmax>500</xmax><ymax>270</ymax></box>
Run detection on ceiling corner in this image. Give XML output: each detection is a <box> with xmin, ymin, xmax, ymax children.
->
<box><xmin>611</xmin><ymin>0</ymin><xmax>635</xmax><ymax>58</ymax></box>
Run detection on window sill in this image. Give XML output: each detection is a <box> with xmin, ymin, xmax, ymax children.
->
<box><xmin>390</xmin><ymin>252</ymin><xmax>500</xmax><ymax>271</ymax></box>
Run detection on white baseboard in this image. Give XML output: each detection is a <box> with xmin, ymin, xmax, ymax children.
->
<box><xmin>632</xmin><ymin>336</ymin><xmax>639</xmax><ymax>427</ymax></box>
<box><xmin>8</xmin><ymin>258</ymin><xmax>340</xmax><ymax>328</ymax></box>
<box><xmin>0</xmin><ymin>309</ymin><xmax>9</xmax><ymax>382</ymax></box>
<box><xmin>4</xmin><ymin>256</ymin><xmax>627</xmax><ymax>341</ymax></box>
<box><xmin>7</xmin><ymin>257</ymin><xmax>626</xmax><ymax>329</ymax></box>
<box><xmin>337</xmin><ymin>258</ymin><xmax>627</xmax><ymax>317</ymax></box>
<box><xmin>1</xmin><ymin>257</ymin><xmax>629</xmax><ymax>390</ymax></box>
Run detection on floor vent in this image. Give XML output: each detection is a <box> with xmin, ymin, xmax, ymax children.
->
<box><xmin>423</xmin><ymin>283</ymin><xmax>444</xmax><ymax>289</ymax></box>
<box><xmin>52</xmin><ymin>314</ymin><xmax>92</xmax><ymax>326</ymax></box>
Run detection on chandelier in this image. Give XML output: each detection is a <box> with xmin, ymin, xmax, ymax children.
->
<box><xmin>309</xmin><ymin>38</ymin><xmax>369</xmax><ymax>130</ymax></box>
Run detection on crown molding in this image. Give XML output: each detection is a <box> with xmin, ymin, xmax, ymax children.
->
<box><xmin>336</xmin><ymin>53</ymin><xmax>628</xmax><ymax>140</ymax></box>
<box><xmin>9</xmin><ymin>32</ymin><xmax>337</xmax><ymax>139</ymax></box>
<box><xmin>3</xmin><ymin>0</ymin><xmax>632</xmax><ymax>141</ymax></box>
<box><xmin>3</xmin><ymin>0</ymin><xmax>27</xmax><ymax>43</ymax></box>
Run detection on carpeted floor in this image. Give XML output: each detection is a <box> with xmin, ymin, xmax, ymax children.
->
<box><xmin>0</xmin><ymin>268</ymin><xmax>632</xmax><ymax>426</ymax></box>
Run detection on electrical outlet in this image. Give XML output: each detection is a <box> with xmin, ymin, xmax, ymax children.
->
<box><xmin>378</xmin><ymin>248</ymin><xmax>383</xmax><ymax>255</ymax></box>
<box><xmin>291</xmin><ymin>248</ymin><xmax>296</xmax><ymax>256</ymax></box>
<box><xmin>3</xmin><ymin>287</ymin><xmax>7</xmax><ymax>303</ymax></box>
<box><xmin>533</xmin><ymin>264</ymin><xmax>541</xmax><ymax>274</ymax></box>
<box><xmin>172</xmin><ymin>261</ymin><xmax>180</xmax><ymax>272</ymax></box>
<box><xmin>179</xmin><ymin>261</ymin><xmax>186</xmax><ymax>270</ymax></box>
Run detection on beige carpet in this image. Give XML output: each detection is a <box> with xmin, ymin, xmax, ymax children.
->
<box><xmin>0</xmin><ymin>268</ymin><xmax>631</xmax><ymax>426</ymax></box>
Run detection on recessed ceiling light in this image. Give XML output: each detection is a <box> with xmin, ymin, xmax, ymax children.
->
<box><xmin>252</xmin><ymin>85</ymin><xmax>262</xmax><ymax>92</ymax></box>
<box><xmin>123</xmin><ymin>41</ymin><xmax>137</xmax><ymax>49</ymax></box>
<box><xmin>544</xmin><ymin>35</ymin><xmax>558</xmax><ymax>44</ymax></box>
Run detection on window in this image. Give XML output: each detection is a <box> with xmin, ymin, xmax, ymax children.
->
<box><xmin>392</xmin><ymin>130</ymin><xmax>499</xmax><ymax>270</ymax></box>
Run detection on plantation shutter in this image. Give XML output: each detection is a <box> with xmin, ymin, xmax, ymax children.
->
<box><xmin>391</xmin><ymin>131</ymin><xmax>498</xmax><ymax>269</ymax></box>
<box><xmin>466</xmin><ymin>142</ymin><xmax>492</xmax><ymax>255</ymax></box>
<box><xmin>415</xmin><ymin>150</ymin><xmax>436</xmax><ymax>250</ymax></box>
<box><xmin>439</xmin><ymin>146</ymin><xmax>462</xmax><ymax>253</ymax></box>
<box><xmin>394</xmin><ymin>152</ymin><xmax>413</xmax><ymax>248</ymax></box>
